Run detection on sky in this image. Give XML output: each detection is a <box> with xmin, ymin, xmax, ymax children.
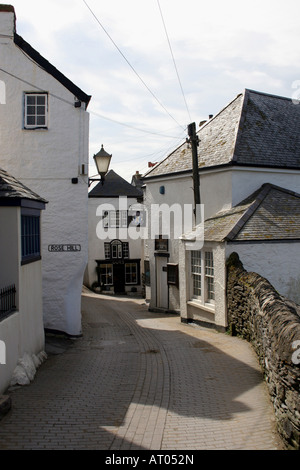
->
<box><xmin>9</xmin><ymin>0</ymin><xmax>300</xmax><ymax>182</ymax></box>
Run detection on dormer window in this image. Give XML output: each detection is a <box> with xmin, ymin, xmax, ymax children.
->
<box><xmin>24</xmin><ymin>93</ymin><xmax>48</xmax><ymax>129</ymax></box>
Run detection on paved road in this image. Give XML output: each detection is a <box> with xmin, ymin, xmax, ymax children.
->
<box><xmin>0</xmin><ymin>290</ymin><xmax>283</xmax><ymax>450</ymax></box>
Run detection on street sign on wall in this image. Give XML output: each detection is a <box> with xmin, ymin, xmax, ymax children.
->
<box><xmin>48</xmin><ymin>245</ymin><xmax>81</xmax><ymax>252</ymax></box>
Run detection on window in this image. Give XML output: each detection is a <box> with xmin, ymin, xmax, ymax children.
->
<box><xmin>104</xmin><ymin>243</ymin><xmax>110</xmax><ymax>259</ymax></box>
<box><xmin>190</xmin><ymin>250</ymin><xmax>215</xmax><ymax>305</ymax></box>
<box><xmin>205</xmin><ymin>251</ymin><xmax>215</xmax><ymax>302</ymax></box>
<box><xmin>112</xmin><ymin>240</ymin><xmax>122</xmax><ymax>259</ymax></box>
<box><xmin>123</xmin><ymin>242</ymin><xmax>129</xmax><ymax>258</ymax></box>
<box><xmin>100</xmin><ymin>264</ymin><xmax>113</xmax><ymax>286</ymax></box>
<box><xmin>125</xmin><ymin>263</ymin><xmax>137</xmax><ymax>285</ymax></box>
<box><xmin>167</xmin><ymin>264</ymin><xmax>179</xmax><ymax>287</ymax></box>
<box><xmin>24</xmin><ymin>93</ymin><xmax>48</xmax><ymax>129</ymax></box>
<box><xmin>191</xmin><ymin>251</ymin><xmax>201</xmax><ymax>298</ymax></box>
<box><xmin>155</xmin><ymin>235</ymin><xmax>169</xmax><ymax>252</ymax></box>
<box><xmin>21</xmin><ymin>214</ymin><xmax>41</xmax><ymax>264</ymax></box>
<box><xmin>104</xmin><ymin>240</ymin><xmax>129</xmax><ymax>259</ymax></box>
<box><xmin>104</xmin><ymin>211</ymin><xmax>128</xmax><ymax>228</ymax></box>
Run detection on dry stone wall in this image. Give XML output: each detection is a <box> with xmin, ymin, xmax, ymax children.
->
<box><xmin>226</xmin><ymin>252</ymin><xmax>300</xmax><ymax>450</ymax></box>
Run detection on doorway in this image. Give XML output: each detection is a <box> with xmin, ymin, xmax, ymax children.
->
<box><xmin>113</xmin><ymin>263</ymin><xmax>125</xmax><ymax>294</ymax></box>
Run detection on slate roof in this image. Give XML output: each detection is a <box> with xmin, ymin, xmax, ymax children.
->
<box><xmin>144</xmin><ymin>89</ymin><xmax>300</xmax><ymax>179</ymax></box>
<box><xmin>202</xmin><ymin>183</ymin><xmax>300</xmax><ymax>242</ymax></box>
<box><xmin>88</xmin><ymin>170</ymin><xmax>143</xmax><ymax>199</ymax></box>
<box><xmin>0</xmin><ymin>167</ymin><xmax>47</xmax><ymax>204</ymax></box>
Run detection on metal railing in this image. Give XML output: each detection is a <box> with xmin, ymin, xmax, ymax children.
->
<box><xmin>0</xmin><ymin>284</ymin><xmax>16</xmax><ymax>321</ymax></box>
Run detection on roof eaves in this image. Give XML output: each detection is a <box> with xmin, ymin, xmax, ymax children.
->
<box><xmin>14</xmin><ymin>33</ymin><xmax>92</xmax><ymax>108</ymax></box>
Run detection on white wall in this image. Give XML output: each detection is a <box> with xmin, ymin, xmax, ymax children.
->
<box><xmin>144</xmin><ymin>171</ymin><xmax>233</xmax><ymax>311</ymax></box>
<box><xmin>226</xmin><ymin>242</ymin><xmax>300</xmax><ymax>304</ymax></box>
<box><xmin>0</xmin><ymin>12</ymin><xmax>89</xmax><ymax>335</ymax></box>
<box><xmin>144</xmin><ymin>165</ymin><xmax>300</xmax><ymax>313</ymax></box>
<box><xmin>0</xmin><ymin>207</ymin><xmax>19</xmax><ymax>294</ymax></box>
<box><xmin>143</xmin><ymin>176</ymin><xmax>192</xmax><ymax>310</ymax></box>
<box><xmin>0</xmin><ymin>206</ymin><xmax>45</xmax><ymax>394</ymax></box>
<box><xmin>232</xmin><ymin>167</ymin><xmax>300</xmax><ymax>206</ymax></box>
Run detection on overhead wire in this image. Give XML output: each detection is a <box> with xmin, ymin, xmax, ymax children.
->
<box><xmin>0</xmin><ymin>67</ymin><xmax>183</xmax><ymax>139</ymax></box>
<box><xmin>157</xmin><ymin>0</ymin><xmax>192</xmax><ymax>123</ymax></box>
<box><xmin>2</xmin><ymin>4</ymin><xmax>193</xmax><ymax>176</ymax></box>
<box><xmin>82</xmin><ymin>0</ymin><xmax>186</xmax><ymax>131</ymax></box>
<box><xmin>88</xmin><ymin>108</ymin><xmax>184</xmax><ymax>138</ymax></box>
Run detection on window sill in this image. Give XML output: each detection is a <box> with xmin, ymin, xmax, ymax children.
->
<box><xmin>23</xmin><ymin>127</ymin><xmax>48</xmax><ymax>131</ymax></box>
<box><xmin>187</xmin><ymin>300</ymin><xmax>215</xmax><ymax>313</ymax></box>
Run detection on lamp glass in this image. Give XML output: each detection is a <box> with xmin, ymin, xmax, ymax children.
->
<box><xmin>94</xmin><ymin>153</ymin><xmax>112</xmax><ymax>177</ymax></box>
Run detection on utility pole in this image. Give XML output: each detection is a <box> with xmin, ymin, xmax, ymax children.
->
<box><xmin>187</xmin><ymin>122</ymin><xmax>201</xmax><ymax>227</ymax></box>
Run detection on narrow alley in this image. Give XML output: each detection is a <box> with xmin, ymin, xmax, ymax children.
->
<box><xmin>0</xmin><ymin>289</ymin><xmax>283</xmax><ymax>450</ymax></box>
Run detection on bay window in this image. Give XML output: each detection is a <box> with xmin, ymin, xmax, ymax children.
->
<box><xmin>191</xmin><ymin>249</ymin><xmax>215</xmax><ymax>306</ymax></box>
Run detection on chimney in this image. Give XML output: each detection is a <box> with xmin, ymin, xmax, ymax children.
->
<box><xmin>0</xmin><ymin>5</ymin><xmax>16</xmax><ymax>38</ymax></box>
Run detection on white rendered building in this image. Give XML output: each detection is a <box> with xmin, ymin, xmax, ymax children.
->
<box><xmin>0</xmin><ymin>5</ymin><xmax>91</xmax><ymax>336</ymax></box>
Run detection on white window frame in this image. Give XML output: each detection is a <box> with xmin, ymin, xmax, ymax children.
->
<box><xmin>204</xmin><ymin>251</ymin><xmax>215</xmax><ymax>304</ymax></box>
<box><xmin>24</xmin><ymin>93</ymin><xmax>48</xmax><ymax>129</ymax></box>
<box><xmin>190</xmin><ymin>249</ymin><xmax>215</xmax><ymax>307</ymax></box>
<box><xmin>191</xmin><ymin>251</ymin><xmax>202</xmax><ymax>300</ymax></box>
<box><xmin>104</xmin><ymin>210</ymin><xmax>128</xmax><ymax>228</ymax></box>
<box><xmin>111</xmin><ymin>240</ymin><xmax>122</xmax><ymax>259</ymax></box>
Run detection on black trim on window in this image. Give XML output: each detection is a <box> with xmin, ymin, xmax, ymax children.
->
<box><xmin>21</xmin><ymin>208</ymin><xmax>41</xmax><ymax>265</ymax></box>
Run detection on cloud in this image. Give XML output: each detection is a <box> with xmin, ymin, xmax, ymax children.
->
<box><xmin>10</xmin><ymin>0</ymin><xmax>300</xmax><ymax>181</ymax></box>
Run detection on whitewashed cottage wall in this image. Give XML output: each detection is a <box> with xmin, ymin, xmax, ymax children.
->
<box><xmin>0</xmin><ymin>8</ymin><xmax>90</xmax><ymax>336</ymax></box>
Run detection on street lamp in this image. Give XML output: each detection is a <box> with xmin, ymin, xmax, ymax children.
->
<box><xmin>88</xmin><ymin>145</ymin><xmax>112</xmax><ymax>187</ymax></box>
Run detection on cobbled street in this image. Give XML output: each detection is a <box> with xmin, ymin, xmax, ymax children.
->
<box><xmin>0</xmin><ymin>290</ymin><xmax>283</xmax><ymax>450</ymax></box>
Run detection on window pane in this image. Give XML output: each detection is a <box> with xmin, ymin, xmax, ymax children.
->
<box><xmin>193</xmin><ymin>275</ymin><xmax>201</xmax><ymax>297</ymax></box>
<box><xmin>123</xmin><ymin>242</ymin><xmax>129</xmax><ymax>258</ymax></box>
<box><xmin>27</xmin><ymin>105</ymin><xmax>35</xmax><ymax>115</ymax></box>
<box><xmin>205</xmin><ymin>251</ymin><xmax>214</xmax><ymax>301</ymax></box>
<box><xmin>21</xmin><ymin>215</ymin><xmax>40</xmax><ymax>260</ymax></box>
<box><xmin>112</xmin><ymin>245</ymin><xmax>117</xmax><ymax>258</ymax></box>
<box><xmin>37</xmin><ymin>95</ymin><xmax>45</xmax><ymax>105</ymax></box>
<box><xmin>37</xmin><ymin>105</ymin><xmax>45</xmax><ymax>115</ymax></box>
<box><xmin>37</xmin><ymin>116</ymin><xmax>46</xmax><ymax>125</ymax></box>
<box><xmin>191</xmin><ymin>251</ymin><xmax>201</xmax><ymax>297</ymax></box>
<box><xmin>191</xmin><ymin>251</ymin><xmax>201</xmax><ymax>274</ymax></box>
<box><xmin>104</xmin><ymin>243</ymin><xmax>110</xmax><ymax>259</ymax></box>
<box><xmin>121</xmin><ymin>211</ymin><xmax>128</xmax><ymax>227</ymax></box>
<box><xmin>26</xmin><ymin>95</ymin><xmax>35</xmax><ymax>105</ymax></box>
<box><xmin>27</xmin><ymin>116</ymin><xmax>35</xmax><ymax>125</ymax></box>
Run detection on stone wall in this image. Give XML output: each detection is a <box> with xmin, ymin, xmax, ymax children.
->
<box><xmin>226</xmin><ymin>252</ymin><xmax>300</xmax><ymax>450</ymax></box>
